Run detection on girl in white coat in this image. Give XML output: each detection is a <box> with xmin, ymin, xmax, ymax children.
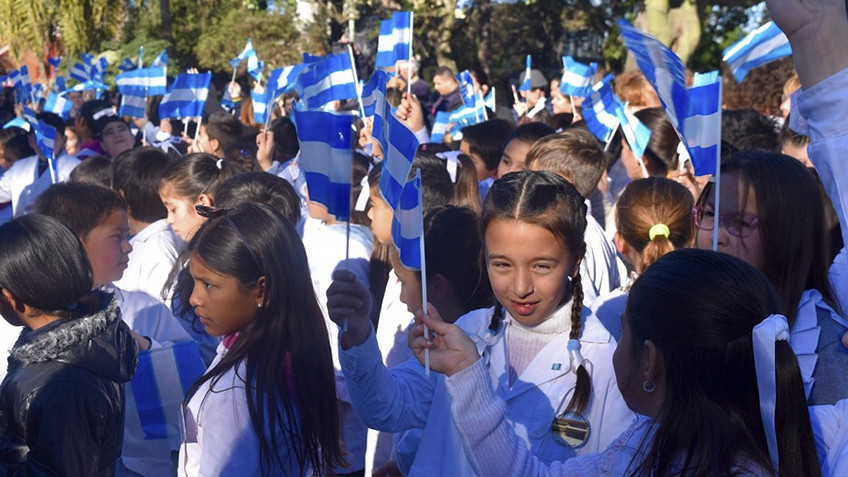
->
<box><xmin>179</xmin><ymin>203</ymin><xmax>343</xmax><ymax>476</ymax></box>
<box><xmin>327</xmin><ymin>170</ymin><xmax>632</xmax><ymax>476</ymax></box>
<box><xmin>695</xmin><ymin>151</ymin><xmax>847</xmax><ymax>405</ymax></box>
<box><xmin>412</xmin><ymin>249</ymin><xmax>822</xmax><ymax>476</ymax></box>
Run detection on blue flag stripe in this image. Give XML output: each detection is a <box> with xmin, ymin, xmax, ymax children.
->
<box><xmin>131</xmin><ymin>351</ymin><xmax>169</xmax><ymax>439</ymax></box>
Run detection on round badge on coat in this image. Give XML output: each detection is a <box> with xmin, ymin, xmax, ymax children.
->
<box><xmin>550</xmin><ymin>411</ymin><xmax>590</xmax><ymax>448</ymax></box>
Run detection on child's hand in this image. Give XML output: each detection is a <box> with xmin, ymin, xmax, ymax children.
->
<box><xmin>327</xmin><ymin>270</ymin><xmax>373</xmax><ymax>347</ymax></box>
<box><xmin>409</xmin><ymin>304</ymin><xmax>480</xmax><ymax>376</ymax></box>
<box><xmin>396</xmin><ymin>92</ymin><xmax>425</xmax><ymax>134</ymax></box>
<box><xmin>256</xmin><ymin>131</ymin><xmax>274</xmax><ymax>171</ymax></box>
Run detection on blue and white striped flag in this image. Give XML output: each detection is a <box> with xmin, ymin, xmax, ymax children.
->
<box><xmin>268</xmin><ymin>64</ymin><xmax>305</xmax><ymax>98</ymax></box>
<box><xmin>231</xmin><ymin>38</ymin><xmax>257</xmax><ymax>69</ymax></box>
<box><xmin>294</xmin><ymin>53</ymin><xmax>357</xmax><ymax>110</ymax></box>
<box><xmin>248</xmin><ymin>58</ymin><xmax>265</xmax><ymax>82</ymax></box>
<box><xmin>62</xmin><ymin>80</ymin><xmax>109</xmax><ymax>93</ymax></box>
<box><xmin>722</xmin><ymin>21</ymin><xmax>792</xmax><ymax>83</ymax></box>
<box><xmin>252</xmin><ymin>88</ymin><xmax>270</xmax><ymax>125</ymax></box>
<box><xmin>367</xmin><ymin>71</ymin><xmax>420</xmax><ymax>210</ymax></box>
<box><xmin>152</xmin><ymin>50</ymin><xmax>169</xmax><ymax>68</ymax></box>
<box><xmin>55</xmin><ymin>76</ymin><xmax>66</xmax><ymax>92</ymax></box>
<box><xmin>11</xmin><ymin>66</ymin><xmax>33</xmax><ymax>104</ymax></box>
<box><xmin>456</xmin><ymin>70</ymin><xmax>477</xmax><ymax>108</ymax></box>
<box><xmin>158</xmin><ymin>73</ymin><xmax>211</xmax><ymax>119</ymax></box>
<box><xmin>682</xmin><ymin>71</ymin><xmax>722</xmax><ymax>176</ymax></box>
<box><xmin>430</xmin><ymin>111</ymin><xmax>452</xmax><ymax>143</ymax></box>
<box><xmin>391</xmin><ymin>169</ymin><xmax>423</xmax><ymax>270</ymax></box>
<box><xmin>483</xmin><ymin>87</ymin><xmax>496</xmax><ymax>111</ymax></box>
<box><xmin>21</xmin><ymin>107</ymin><xmax>37</xmax><ymax>126</ymax></box>
<box><xmin>70</xmin><ymin>62</ymin><xmax>92</xmax><ymax>83</ymax></box>
<box><xmin>361</xmin><ymin>70</ymin><xmax>385</xmax><ymax>117</ymax></box>
<box><xmin>615</xmin><ymin>102</ymin><xmax>652</xmax><ymax>161</ymax></box>
<box><xmin>617</xmin><ymin>19</ymin><xmax>689</xmax><ymax>134</ymax></box>
<box><xmin>116</xmin><ymin>67</ymin><xmax>167</xmax><ymax>118</ymax></box>
<box><xmin>3</xmin><ymin>118</ymin><xmax>30</xmax><ymax>132</ymax></box>
<box><xmin>581</xmin><ymin>75</ymin><xmax>620</xmax><ymax>143</ymax></box>
<box><xmin>91</xmin><ymin>57</ymin><xmax>108</xmax><ymax>81</ymax></box>
<box><xmin>118</xmin><ymin>58</ymin><xmax>137</xmax><ymax>71</ymax></box>
<box><xmin>519</xmin><ymin>55</ymin><xmax>532</xmax><ymax>92</ymax></box>
<box><xmin>129</xmin><ymin>342</ymin><xmax>205</xmax><ymax>440</ymax></box>
<box><xmin>44</xmin><ymin>92</ymin><xmax>73</xmax><ymax>120</ymax></box>
<box><xmin>560</xmin><ymin>56</ymin><xmax>598</xmax><ymax>97</ymax></box>
<box><xmin>292</xmin><ymin>109</ymin><xmax>355</xmax><ymax>221</ymax></box>
<box><xmin>34</xmin><ymin>120</ymin><xmax>59</xmax><ymax>184</ymax></box>
<box><xmin>48</xmin><ymin>57</ymin><xmax>62</xmax><ymax>68</ymax></box>
<box><xmin>81</xmin><ymin>52</ymin><xmax>94</xmax><ymax>65</ymax></box>
<box><xmin>449</xmin><ymin>104</ymin><xmax>483</xmax><ymax>130</ymax></box>
<box><xmin>375</xmin><ymin>11</ymin><xmax>413</xmax><ymax>68</ymax></box>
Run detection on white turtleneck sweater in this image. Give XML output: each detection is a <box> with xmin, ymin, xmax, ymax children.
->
<box><xmin>506</xmin><ymin>304</ymin><xmax>573</xmax><ymax>385</ymax></box>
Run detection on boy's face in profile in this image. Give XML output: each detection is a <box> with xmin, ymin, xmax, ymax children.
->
<box><xmin>80</xmin><ymin>208</ymin><xmax>132</xmax><ymax>288</ymax></box>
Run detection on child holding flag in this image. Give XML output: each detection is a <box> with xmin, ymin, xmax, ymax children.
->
<box><xmin>327</xmin><ymin>170</ymin><xmax>632</xmax><ymax>476</ymax></box>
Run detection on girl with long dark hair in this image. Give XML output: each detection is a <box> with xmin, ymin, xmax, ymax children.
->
<box><xmin>178</xmin><ymin>203</ymin><xmax>342</xmax><ymax>475</ymax></box>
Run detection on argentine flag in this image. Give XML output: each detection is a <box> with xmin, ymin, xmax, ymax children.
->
<box><xmin>581</xmin><ymin>75</ymin><xmax>620</xmax><ymax>143</ymax></box>
<box><xmin>118</xmin><ymin>58</ymin><xmax>137</xmax><ymax>72</ymax></box>
<box><xmin>292</xmin><ymin>109</ymin><xmax>355</xmax><ymax>221</ymax></box>
<box><xmin>268</xmin><ymin>64</ymin><xmax>305</xmax><ymax>98</ymax></box>
<box><xmin>231</xmin><ymin>38</ymin><xmax>257</xmax><ymax>69</ymax></box>
<box><xmin>430</xmin><ymin>111</ymin><xmax>452</xmax><ymax>144</ymax></box>
<box><xmin>722</xmin><ymin>21</ymin><xmax>792</xmax><ymax>83</ymax></box>
<box><xmin>560</xmin><ymin>56</ymin><xmax>598</xmax><ymax>97</ymax></box>
<box><xmin>368</xmin><ymin>71</ymin><xmax>420</xmax><ymax>211</ymax></box>
<box><xmin>682</xmin><ymin>71</ymin><xmax>722</xmax><ymax>176</ymax></box>
<box><xmin>617</xmin><ymin>19</ymin><xmax>689</xmax><ymax>135</ymax></box>
<box><xmin>44</xmin><ymin>92</ymin><xmax>73</xmax><ymax>120</ymax></box>
<box><xmin>294</xmin><ymin>53</ymin><xmax>357</xmax><ymax>110</ymax></box>
<box><xmin>375</xmin><ymin>11</ymin><xmax>414</xmax><ymax>69</ymax></box>
<box><xmin>159</xmin><ymin>73</ymin><xmax>211</xmax><ymax>119</ymax></box>
<box><xmin>70</xmin><ymin>62</ymin><xmax>92</xmax><ymax>83</ymax></box>
<box><xmin>391</xmin><ymin>169</ymin><xmax>423</xmax><ymax>270</ymax></box>
<box><xmin>518</xmin><ymin>55</ymin><xmax>532</xmax><ymax>92</ymax></box>
<box><xmin>152</xmin><ymin>50</ymin><xmax>169</xmax><ymax>68</ymax></box>
<box><xmin>252</xmin><ymin>88</ymin><xmax>270</xmax><ymax>125</ymax></box>
<box><xmin>34</xmin><ymin>120</ymin><xmax>59</xmax><ymax>184</ymax></box>
<box><xmin>116</xmin><ymin>67</ymin><xmax>167</xmax><ymax>118</ymax></box>
<box><xmin>615</xmin><ymin>101</ymin><xmax>652</xmax><ymax>161</ymax></box>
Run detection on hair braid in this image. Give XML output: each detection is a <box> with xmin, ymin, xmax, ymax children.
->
<box><xmin>565</xmin><ymin>272</ymin><xmax>591</xmax><ymax>415</ymax></box>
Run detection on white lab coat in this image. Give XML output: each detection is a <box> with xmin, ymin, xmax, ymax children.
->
<box><xmin>0</xmin><ymin>152</ymin><xmax>79</xmax><ymax>220</ymax></box>
<box><xmin>340</xmin><ymin>305</ymin><xmax>634</xmax><ymax>476</ymax></box>
<box><xmin>301</xmin><ymin>217</ymin><xmax>373</xmax><ymax>473</ymax></box>
<box><xmin>179</xmin><ymin>342</ymin><xmax>306</xmax><ymax>476</ymax></box>
<box><xmin>109</xmin><ymin>286</ymin><xmax>193</xmax><ymax>476</ymax></box>
<box><xmin>581</xmin><ymin>214</ymin><xmax>622</xmax><ymax>304</ymax></box>
<box><xmin>114</xmin><ymin>219</ymin><xmax>184</xmax><ymax>303</ymax></box>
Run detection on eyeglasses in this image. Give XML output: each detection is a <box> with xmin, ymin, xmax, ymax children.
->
<box><xmin>692</xmin><ymin>206</ymin><xmax>759</xmax><ymax>238</ymax></box>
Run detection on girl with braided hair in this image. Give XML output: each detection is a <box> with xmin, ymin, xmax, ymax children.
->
<box><xmin>326</xmin><ymin>170</ymin><xmax>631</xmax><ymax>476</ymax></box>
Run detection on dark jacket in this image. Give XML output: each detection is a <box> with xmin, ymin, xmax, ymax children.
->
<box><xmin>0</xmin><ymin>291</ymin><xmax>138</xmax><ymax>476</ymax></box>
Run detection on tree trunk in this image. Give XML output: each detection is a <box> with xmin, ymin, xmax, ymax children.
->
<box><xmin>160</xmin><ymin>0</ymin><xmax>174</xmax><ymax>45</ymax></box>
<box><xmin>436</xmin><ymin>0</ymin><xmax>457</xmax><ymax>70</ymax></box>
<box><xmin>476</xmin><ymin>0</ymin><xmax>492</xmax><ymax>76</ymax></box>
<box><xmin>667</xmin><ymin>0</ymin><xmax>701</xmax><ymax>65</ymax></box>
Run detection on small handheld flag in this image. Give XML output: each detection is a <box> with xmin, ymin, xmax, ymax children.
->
<box><xmin>722</xmin><ymin>22</ymin><xmax>792</xmax><ymax>83</ymax></box>
<box><xmin>560</xmin><ymin>56</ymin><xmax>598</xmax><ymax>97</ymax></box>
<box><xmin>252</xmin><ymin>88</ymin><xmax>271</xmax><ymax>125</ymax></box>
<box><xmin>116</xmin><ymin>67</ymin><xmax>168</xmax><ymax>118</ymax></box>
<box><xmin>159</xmin><ymin>73</ymin><xmax>212</xmax><ymax>119</ymax></box>
<box><xmin>391</xmin><ymin>169</ymin><xmax>423</xmax><ymax>270</ymax></box>
<box><xmin>375</xmin><ymin>11</ymin><xmax>414</xmax><ymax>69</ymax></box>
<box><xmin>70</xmin><ymin>62</ymin><xmax>92</xmax><ymax>83</ymax></box>
<box><xmin>292</xmin><ymin>109</ymin><xmax>355</xmax><ymax>221</ymax></box>
<box><xmin>430</xmin><ymin>111</ymin><xmax>452</xmax><ymax>143</ymax></box>
<box><xmin>581</xmin><ymin>75</ymin><xmax>620</xmax><ymax>144</ymax></box>
<box><xmin>294</xmin><ymin>53</ymin><xmax>357</xmax><ymax>110</ymax></box>
<box><xmin>34</xmin><ymin>120</ymin><xmax>59</xmax><ymax>184</ymax></box>
<box><xmin>44</xmin><ymin>92</ymin><xmax>73</xmax><ymax>120</ymax></box>
<box><xmin>518</xmin><ymin>55</ymin><xmax>532</xmax><ymax>92</ymax></box>
<box><xmin>152</xmin><ymin>50</ymin><xmax>169</xmax><ymax>68</ymax></box>
<box><xmin>231</xmin><ymin>39</ymin><xmax>257</xmax><ymax>69</ymax></box>
<box><xmin>48</xmin><ymin>57</ymin><xmax>62</xmax><ymax>68</ymax></box>
<box><xmin>118</xmin><ymin>58</ymin><xmax>137</xmax><ymax>72</ymax></box>
<box><xmin>681</xmin><ymin>71</ymin><xmax>722</xmax><ymax>177</ymax></box>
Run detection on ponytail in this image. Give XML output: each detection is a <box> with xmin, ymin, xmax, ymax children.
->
<box><xmin>450</xmin><ymin>154</ymin><xmax>482</xmax><ymax>214</ymax></box>
<box><xmin>564</xmin><ymin>272</ymin><xmax>591</xmax><ymax>414</ymax></box>
<box><xmin>773</xmin><ymin>341</ymin><xmax>821</xmax><ymax>476</ymax></box>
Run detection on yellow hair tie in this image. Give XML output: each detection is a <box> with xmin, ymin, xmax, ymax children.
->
<box><xmin>648</xmin><ymin>223</ymin><xmax>670</xmax><ymax>241</ymax></box>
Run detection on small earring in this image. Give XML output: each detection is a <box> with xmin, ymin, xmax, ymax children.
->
<box><xmin>642</xmin><ymin>380</ymin><xmax>656</xmax><ymax>393</ymax></box>
<box><xmin>257</xmin><ymin>303</ymin><xmax>262</xmax><ymax>309</ymax></box>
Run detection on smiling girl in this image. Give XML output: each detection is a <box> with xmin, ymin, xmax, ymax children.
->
<box><xmin>327</xmin><ymin>170</ymin><xmax>631</xmax><ymax>476</ymax></box>
<box><xmin>179</xmin><ymin>203</ymin><xmax>342</xmax><ymax>475</ymax></box>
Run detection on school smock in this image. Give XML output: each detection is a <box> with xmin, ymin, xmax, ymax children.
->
<box><xmin>445</xmin><ymin>358</ymin><xmax>767</xmax><ymax>477</ymax></box>
<box><xmin>811</xmin><ymin>399</ymin><xmax>848</xmax><ymax>477</ymax></box>
<box><xmin>581</xmin><ymin>214</ymin><xmax>622</xmax><ymax>305</ymax></box>
<box><xmin>789</xmin><ymin>66</ymin><xmax>848</xmax><ymax>406</ymax></box>
<box><xmin>0</xmin><ymin>152</ymin><xmax>80</xmax><ymax>220</ymax></box>
<box><xmin>831</xmin><ymin>247</ymin><xmax>847</xmax><ymax>315</ymax></box>
<box><xmin>365</xmin><ymin>270</ymin><xmax>416</xmax><ymax>474</ymax></box>
<box><xmin>114</xmin><ymin>219</ymin><xmax>184</xmax><ymax>303</ymax></box>
<box><xmin>339</xmin><ymin>305</ymin><xmax>634</xmax><ymax>476</ymax></box>
<box><xmin>301</xmin><ymin>217</ymin><xmax>373</xmax><ymax>473</ymax></box>
<box><xmin>108</xmin><ymin>285</ymin><xmax>194</xmax><ymax>476</ymax></box>
<box><xmin>179</xmin><ymin>341</ymin><xmax>306</xmax><ymax>476</ymax></box>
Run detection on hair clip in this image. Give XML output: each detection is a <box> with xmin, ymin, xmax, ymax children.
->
<box><xmin>195</xmin><ymin>205</ymin><xmax>227</xmax><ymax>219</ymax></box>
<box><xmin>216</xmin><ymin>158</ymin><xmax>224</xmax><ymax>170</ymax></box>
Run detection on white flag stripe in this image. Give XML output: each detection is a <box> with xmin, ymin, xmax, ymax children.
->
<box><xmin>682</xmin><ymin>111</ymin><xmax>722</xmax><ymax>149</ymax></box>
<box><xmin>300</xmin><ymin>142</ymin><xmax>352</xmax><ymax>183</ymax></box>
<box><xmin>150</xmin><ymin>347</ymin><xmax>186</xmax><ymax>438</ymax></box>
<box><xmin>726</xmin><ymin>33</ymin><xmax>789</xmax><ymax>71</ymax></box>
<box><xmin>397</xmin><ymin>206</ymin><xmax>423</xmax><ymax>240</ymax></box>
<box><xmin>300</xmin><ymin>70</ymin><xmax>355</xmax><ymax>100</ymax></box>
<box><xmin>723</xmin><ymin>21</ymin><xmax>777</xmax><ymax>60</ymax></box>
